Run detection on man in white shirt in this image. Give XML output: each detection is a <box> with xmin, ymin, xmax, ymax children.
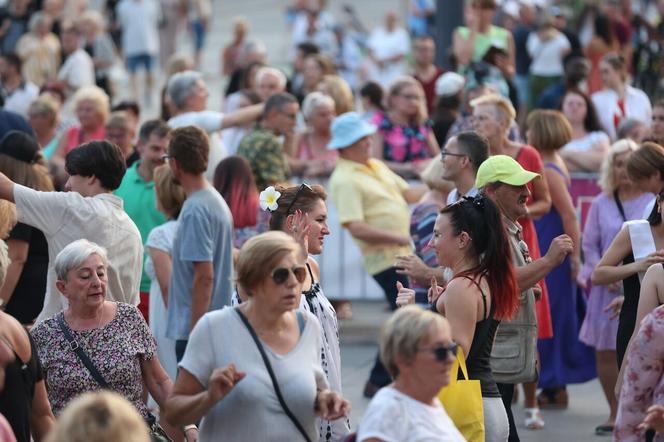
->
<box><xmin>442</xmin><ymin>131</ymin><xmax>489</xmax><ymax>205</ymax></box>
<box><xmin>367</xmin><ymin>10</ymin><xmax>410</xmax><ymax>87</ymax></box>
<box><xmin>57</xmin><ymin>24</ymin><xmax>94</xmax><ymax>100</ymax></box>
<box><xmin>0</xmin><ymin>140</ymin><xmax>143</xmax><ymax>322</ymax></box>
<box><xmin>167</xmin><ymin>70</ymin><xmax>263</xmax><ymax>180</ymax></box>
<box><xmin>0</xmin><ymin>53</ymin><xmax>38</xmax><ymax>118</ymax></box>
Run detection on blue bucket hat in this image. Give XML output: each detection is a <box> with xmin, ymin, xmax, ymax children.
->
<box><xmin>327</xmin><ymin>112</ymin><xmax>377</xmax><ymax>150</ymax></box>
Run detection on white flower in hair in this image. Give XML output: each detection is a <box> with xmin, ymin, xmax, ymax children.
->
<box><xmin>259</xmin><ymin>186</ymin><xmax>281</xmax><ymax>212</ymax></box>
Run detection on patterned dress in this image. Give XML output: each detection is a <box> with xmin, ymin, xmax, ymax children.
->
<box><xmin>615</xmin><ymin>303</ymin><xmax>664</xmax><ymax>441</ymax></box>
<box><xmin>370</xmin><ymin>112</ymin><xmax>433</xmax><ymax>164</ymax></box>
<box><xmin>300</xmin><ymin>263</ymin><xmax>350</xmax><ymax>441</ymax></box>
<box><xmin>30</xmin><ymin>303</ymin><xmax>156</xmax><ymax>417</ymax></box>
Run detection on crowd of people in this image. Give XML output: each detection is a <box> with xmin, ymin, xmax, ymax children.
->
<box><xmin>2</xmin><ymin>0</ymin><xmax>664</xmax><ymax>441</ymax></box>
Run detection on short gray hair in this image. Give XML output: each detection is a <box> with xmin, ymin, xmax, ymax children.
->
<box><xmin>302</xmin><ymin>92</ymin><xmax>334</xmax><ymax>120</ymax></box>
<box><xmin>255</xmin><ymin>67</ymin><xmax>287</xmax><ymax>91</ymax></box>
<box><xmin>0</xmin><ymin>240</ymin><xmax>9</xmax><ymax>288</ymax></box>
<box><xmin>380</xmin><ymin>305</ymin><xmax>450</xmax><ymax>378</ymax></box>
<box><xmin>167</xmin><ymin>70</ymin><xmax>204</xmax><ymax>110</ymax></box>
<box><xmin>599</xmin><ymin>139</ymin><xmax>639</xmax><ymax>194</ymax></box>
<box><xmin>55</xmin><ymin>239</ymin><xmax>108</xmax><ymax>281</ymax></box>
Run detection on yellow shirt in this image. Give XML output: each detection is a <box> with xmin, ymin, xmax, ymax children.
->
<box><xmin>329</xmin><ymin>158</ymin><xmax>412</xmax><ymax>275</ymax></box>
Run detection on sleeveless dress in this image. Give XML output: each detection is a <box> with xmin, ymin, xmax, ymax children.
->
<box><xmin>535</xmin><ymin>162</ymin><xmax>596</xmax><ymax>388</ymax></box>
<box><xmin>300</xmin><ymin>263</ymin><xmax>350</xmax><ymax>442</ymax></box>
<box><xmin>516</xmin><ymin>146</ymin><xmax>554</xmax><ymax>339</ymax></box>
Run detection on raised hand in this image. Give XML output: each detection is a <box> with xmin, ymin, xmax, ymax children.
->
<box><xmin>206</xmin><ymin>363</ymin><xmax>246</xmax><ymax>405</ymax></box>
<box><xmin>289</xmin><ymin>209</ymin><xmax>311</xmax><ymax>259</ymax></box>
<box><xmin>314</xmin><ymin>389</ymin><xmax>351</xmax><ymax>420</ymax></box>
<box><xmin>395</xmin><ymin>281</ymin><xmax>416</xmax><ymax>307</ymax></box>
<box><xmin>428</xmin><ymin>276</ymin><xmax>444</xmax><ymax>305</ymax></box>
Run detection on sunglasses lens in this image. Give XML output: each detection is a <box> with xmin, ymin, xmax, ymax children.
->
<box><xmin>293</xmin><ymin>266</ymin><xmax>306</xmax><ymax>283</ymax></box>
<box><xmin>434</xmin><ymin>344</ymin><xmax>458</xmax><ymax>361</ymax></box>
<box><xmin>272</xmin><ymin>268</ymin><xmax>290</xmax><ymax>285</ymax></box>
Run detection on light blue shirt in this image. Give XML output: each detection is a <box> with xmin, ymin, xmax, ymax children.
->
<box><xmin>446</xmin><ymin>186</ymin><xmax>479</xmax><ymax>206</ymax></box>
<box><xmin>167</xmin><ymin>186</ymin><xmax>234</xmax><ymax>341</ymax></box>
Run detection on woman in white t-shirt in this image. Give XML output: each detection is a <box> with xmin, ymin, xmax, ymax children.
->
<box><xmin>357</xmin><ymin>306</ymin><xmax>464</xmax><ymax>442</ymax></box>
<box><xmin>560</xmin><ymin>89</ymin><xmax>610</xmax><ymax>172</ymax></box>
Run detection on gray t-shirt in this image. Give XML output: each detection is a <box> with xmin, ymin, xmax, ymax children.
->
<box><xmin>180</xmin><ymin>307</ymin><xmax>327</xmax><ymax>441</ymax></box>
<box><xmin>167</xmin><ymin>186</ymin><xmax>234</xmax><ymax>340</ymax></box>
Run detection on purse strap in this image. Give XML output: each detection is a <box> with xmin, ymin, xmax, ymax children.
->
<box><xmin>57</xmin><ymin>313</ymin><xmax>110</xmax><ymax>389</ymax></box>
<box><xmin>235</xmin><ymin>308</ymin><xmax>312</xmax><ymax>442</ymax></box>
<box><xmin>613</xmin><ymin>190</ymin><xmax>627</xmax><ymax>222</ymax></box>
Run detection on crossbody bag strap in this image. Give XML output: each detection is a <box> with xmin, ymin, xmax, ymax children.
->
<box><xmin>56</xmin><ymin>313</ymin><xmax>110</xmax><ymax>389</ymax></box>
<box><xmin>235</xmin><ymin>308</ymin><xmax>312</xmax><ymax>442</ymax></box>
<box><xmin>613</xmin><ymin>190</ymin><xmax>627</xmax><ymax>222</ymax></box>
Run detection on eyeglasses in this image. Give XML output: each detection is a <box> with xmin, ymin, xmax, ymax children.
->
<box><xmin>400</xmin><ymin>94</ymin><xmax>421</xmax><ymax>101</ymax></box>
<box><xmin>440</xmin><ymin>149</ymin><xmax>466</xmax><ymax>158</ymax></box>
<box><xmin>285</xmin><ymin>183</ymin><xmax>313</xmax><ymax>215</ymax></box>
<box><xmin>271</xmin><ymin>265</ymin><xmax>307</xmax><ymax>285</ymax></box>
<box><xmin>418</xmin><ymin>343</ymin><xmax>458</xmax><ymax>362</ymax></box>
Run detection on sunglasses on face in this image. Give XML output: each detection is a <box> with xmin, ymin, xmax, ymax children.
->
<box><xmin>419</xmin><ymin>343</ymin><xmax>458</xmax><ymax>362</ymax></box>
<box><xmin>271</xmin><ymin>265</ymin><xmax>307</xmax><ymax>285</ymax></box>
<box><xmin>285</xmin><ymin>182</ymin><xmax>313</xmax><ymax>215</ymax></box>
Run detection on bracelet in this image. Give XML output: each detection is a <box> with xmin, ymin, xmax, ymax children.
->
<box><xmin>183</xmin><ymin>424</ymin><xmax>198</xmax><ymax>433</ymax></box>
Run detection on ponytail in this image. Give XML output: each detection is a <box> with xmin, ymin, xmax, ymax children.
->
<box><xmin>440</xmin><ymin>196</ymin><xmax>519</xmax><ymax>320</ymax></box>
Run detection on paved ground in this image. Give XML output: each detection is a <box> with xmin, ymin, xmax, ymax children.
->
<box><xmin>340</xmin><ymin>302</ymin><xmax>610</xmax><ymax>441</ymax></box>
<box><xmin>126</xmin><ymin>1</ymin><xmax>613</xmax><ymax>440</ymax></box>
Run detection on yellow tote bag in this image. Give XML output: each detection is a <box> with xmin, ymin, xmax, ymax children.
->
<box><xmin>438</xmin><ymin>347</ymin><xmax>485</xmax><ymax>442</ymax></box>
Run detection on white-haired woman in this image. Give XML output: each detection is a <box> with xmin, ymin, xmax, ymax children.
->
<box><xmin>30</xmin><ymin>239</ymin><xmax>196</xmax><ymax>441</ymax></box>
<box><xmin>289</xmin><ymin>92</ymin><xmax>337</xmax><ymax>178</ymax></box>
<box><xmin>166</xmin><ymin>231</ymin><xmax>349</xmax><ymax>441</ymax></box>
<box><xmin>0</xmin><ymin>240</ymin><xmax>55</xmax><ymax>442</ymax></box>
<box><xmin>357</xmin><ymin>305</ymin><xmax>464</xmax><ymax>441</ymax></box>
<box><xmin>579</xmin><ymin>139</ymin><xmax>654</xmax><ymax>434</ymax></box>
<box><xmin>15</xmin><ymin>12</ymin><xmax>60</xmax><ymax>87</ymax></box>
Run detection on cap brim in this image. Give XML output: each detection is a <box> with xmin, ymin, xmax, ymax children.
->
<box><xmin>327</xmin><ymin>123</ymin><xmax>377</xmax><ymax>150</ymax></box>
<box><xmin>499</xmin><ymin>170</ymin><xmax>540</xmax><ymax>186</ymax></box>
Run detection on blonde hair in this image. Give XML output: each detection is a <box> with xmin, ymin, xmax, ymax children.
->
<box><xmin>380</xmin><ymin>305</ymin><xmax>450</xmax><ymax>378</ymax></box>
<box><xmin>320</xmin><ymin>75</ymin><xmax>353</xmax><ymax>115</ymax></box>
<box><xmin>236</xmin><ymin>231</ymin><xmax>302</xmax><ymax>293</ymax></box>
<box><xmin>526</xmin><ymin>110</ymin><xmax>573</xmax><ymax>152</ymax></box>
<box><xmin>599</xmin><ymin>139</ymin><xmax>638</xmax><ymax>194</ymax></box>
<box><xmin>45</xmin><ymin>391</ymin><xmax>150</xmax><ymax>442</ymax></box>
<box><xmin>0</xmin><ymin>240</ymin><xmax>9</xmax><ymax>287</ymax></box>
<box><xmin>28</xmin><ymin>95</ymin><xmax>60</xmax><ymax>125</ymax></box>
<box><xmin>470</xmin><ymin>93</ymin><xmax>516</xmax><ymax>125</ymax></box>
<box><xmin>72</xmin><ymin>86</ymin><xmax>110</xmax><ymax>122</ymax></box>
<box><xmin>79</xmin><ymin>9</ymin><xmax>106</xmax><ymax>32</ymax></box>
<box><xmin>388</xmin><ymin>76</ymin><xmax>428</xmax><ymax>124</ymax></box>
<box><xmin>153</xmin><ymin>164</ymin><xmax>185</xmax><ymax>219</ymax></box>
<box><xmin>420</xmin><ymin>158</ymin><xmax>455</xmax><ymax>193</ymax></box>
<box><xmin>0</xmin><ymin>202</ymin><xmax>15</xmax><ymax>240</ymax></box>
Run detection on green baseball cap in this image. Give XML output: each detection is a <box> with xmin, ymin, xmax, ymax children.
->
<box><xmin>475</xmin><ymin>155</ymin><xmax>540</xmax><ymax>188</ymax></box>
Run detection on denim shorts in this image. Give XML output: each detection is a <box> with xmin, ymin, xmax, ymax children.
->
<box><xmin>191</xmin><ymin>20</ymin><xmax>206</xmax><ymax>50</ymax></box>
<box><xmin>126</xmin><ymin>53</ymin><xmax>154</xmax><ymax>73</ymax></box>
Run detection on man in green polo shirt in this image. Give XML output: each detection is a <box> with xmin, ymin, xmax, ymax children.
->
<box><xmin>115</xmin><ymin>119</ymin><xmax>171</xmax><ymax>321</ymax></box>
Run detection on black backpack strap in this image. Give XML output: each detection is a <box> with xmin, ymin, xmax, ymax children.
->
<box><xmin>235</xmin><ymin>308</ymin><xmax>312</xmax><ymax>442</ymax></box>
<box><xmin>57</xmin><ymin>313</ymin><xmax>109</xmax><ymax>389</ymax></box>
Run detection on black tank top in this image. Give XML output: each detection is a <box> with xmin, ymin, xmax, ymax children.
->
<box><xmin>453</xmin><ymin>275</ymin><xmax>501</xmax><ymax>398</ymax></box>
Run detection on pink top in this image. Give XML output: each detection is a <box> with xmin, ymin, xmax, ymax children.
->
<box><xmin>65</xmin><ymin>125</ymin><xmax>106</xmax><ymax>154</ymax></box>
<box><xmin>370</xmin><ymin>111</ymin><xmax>433</xmax><ymax>163</ymax></box>
<box><xmin>296</xmin><ymin>133</ymin><xmax>338</xmax><ymax>174</ymax></box>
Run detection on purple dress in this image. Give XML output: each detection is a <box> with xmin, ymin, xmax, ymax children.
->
<box><xmin>535</xmin><ymin>163</ymin><xmax>596</xmax><ymax>388</ymax></box>
<box><xmin>578</xmin><ymin>192</ymin><xmax>654</xmax><ymax>351</ymax></box>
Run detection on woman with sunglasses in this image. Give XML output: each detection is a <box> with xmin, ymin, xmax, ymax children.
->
<box><xmin>166</xmin><ymin>231</ymin><xmax>350</xmax><ymax>442</ymax></box>
<box><xmin>398</xmin><ymin>195</ymin><xmax>518</xmax><ymax>441</ymax></box>
<box><xmin>358</xmin><ymin>305</ymin><xmax>464</xmax><ymax>441</ymax></box>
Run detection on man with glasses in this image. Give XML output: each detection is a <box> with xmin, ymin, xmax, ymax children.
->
<box><xmin>237</xmin><ymin>92</ymin><xmax>298</xmax><ymax>190</ymax></box>
<box><xmin>477</xmin><ymin>155</ymin><xmax>573</xmax><ymax>441</ymax></box>
<box><xmin>164</xmin><ymin>126</ymin><xmax>234</xmax><ymax>362</ymax></box>
<box><xmin>442</xmin><ymin>131</ymin><xmax>489</xmax><ymax>205</ymax></box>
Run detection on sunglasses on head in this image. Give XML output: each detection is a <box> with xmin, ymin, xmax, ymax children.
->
<box><xmin>285</xmin><ymin>183</ymin><xmax>313</xmax><ymax>215</ymax></box>
<box><xmin>419</xmin><ymin>343</ymin><xmax>459</xmax><ymax>362</ymax></box>
<box><xmin>271</xmin><ymin>265</ymin><xmax>307</xmax><ymax>285</ymax></box>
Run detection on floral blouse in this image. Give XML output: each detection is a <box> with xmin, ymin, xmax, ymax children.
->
<box><xmin>370</xmin><ymin>112</ymin><xmax>433</xmax><ymax>163</ymax></box>
<box><xmin>30</xmin><ymin>303</ymin><xmax>156</xmax><ymax>417</ymax></box>
<box><xmin>615</xmin><ymin>303</ymin><xmax>664</xmax><ymax>441</ymax></box>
